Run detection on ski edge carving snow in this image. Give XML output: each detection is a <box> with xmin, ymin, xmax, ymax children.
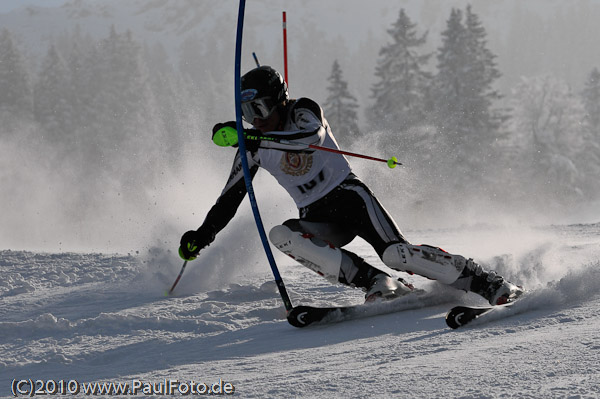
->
<box><xmin>287</xmin><ymin>305</ymin><xmax>343</xmax><ymax>328</ymax></box>
<box><xmin>286</xmin><ymin>290</ymin><xmax>444</xmax><ymax>328</ymax></box>
<box><xmin>445</xmin><ymin>302</ymin><xmax>515</xmax><ymax>329</ymax></box>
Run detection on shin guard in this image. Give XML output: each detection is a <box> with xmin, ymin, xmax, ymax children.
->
<box><xmin>269</xmin><ymin>225</ymin><xmax>344</xmax><ymax>284</ymax></box>
<box><xmin>382</xmin><ymin>243</ymin><xmax>466</xmax><ymax>284</ymax></box>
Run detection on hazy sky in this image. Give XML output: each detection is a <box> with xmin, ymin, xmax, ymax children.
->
<box><xmin>0</xmin><ymin>0</ymin><xmax>65</xmax><ymax>13</ymax></box>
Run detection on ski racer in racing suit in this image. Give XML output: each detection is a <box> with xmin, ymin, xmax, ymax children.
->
<box><xmin>179</xmin><ymin>66</ymin><xmax>523</xmax><ymax>305</ymax></box>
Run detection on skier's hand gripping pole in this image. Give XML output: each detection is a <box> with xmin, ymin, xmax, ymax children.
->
<box><xmin>213</xmin><ymin>125</ymin><xmax>402</xmax><ymax>169</ymax></box>
<box><xmin>178</xmin><ymin>228</ymin><xmax>214</xmax><ymax>261</ymax></box>
<box><xmin>167</xmin><ymin>228</ymin><xmax>215</xmax><ymax>296</ymax></box>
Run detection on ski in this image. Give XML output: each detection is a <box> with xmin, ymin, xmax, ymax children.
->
<box><xmin>445</xmin><ymin>302</ymin><xmax>515</xmax><ymax>329</ymax></box>
<box><xmin>287</xmin><ymin>305</ymin><xmax>349</xmax><ymax>327</ymax></box>
<box><xmin>287</xmin><ymin>290</ymin><xmax>445</xmax><ymax>328</ymax></box>
<box><xmin>446</xmin><ymin>287</ymin><xmax>528</xmax><ymax>329</ymax></box>
<box><xmin>288</xmin><ymin>292</ymin><xmax>527</xmax><ymax>329</ymax></box>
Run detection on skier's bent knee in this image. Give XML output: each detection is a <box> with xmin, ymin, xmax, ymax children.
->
<box><xmin>269</xmin><ymin>224</ymin><xmax>380</xmax><ymax>290</ymax></box>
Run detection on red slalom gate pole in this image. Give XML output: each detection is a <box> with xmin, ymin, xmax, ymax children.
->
<box><xmin>282</xmin><ymin>11</ymin><xmax>288</xmax><ymax>85</ymax></box>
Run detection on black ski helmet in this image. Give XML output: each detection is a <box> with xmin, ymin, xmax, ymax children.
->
<box><xmin>240</xmin><ymin>66</ymin><xmax>288</xmax><ymax>105</ymax></box>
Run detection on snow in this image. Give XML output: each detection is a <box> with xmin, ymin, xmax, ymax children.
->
<box><xmin>1</xmin><ymin>1</ymin><xmax>599</xmax><ymax>396</ymax></box>
<box><xmin>2</xmin><ymin>223</ymin><xmax>599</xmax><ymax>398</ymax></box>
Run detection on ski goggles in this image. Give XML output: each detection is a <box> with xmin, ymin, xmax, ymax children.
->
<box><xmin>241</xmin><ymin>97</ymin><xmax>278</xmax><ymax>122</ymax></box>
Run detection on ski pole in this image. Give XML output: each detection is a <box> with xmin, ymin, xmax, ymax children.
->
<box><xmin>212</xmin><ymin>126</ymin><xmax>402</xmax><ymax>168</ymax></box>
<box><xmin>307</xmin><ymin>143</ymin><xmax>401</xmax><ymax>168</ymax></box>
<box><xmin>166</xmin><ymin>260</ymin><xmax>188</xmax><ymax>296</ymax></box>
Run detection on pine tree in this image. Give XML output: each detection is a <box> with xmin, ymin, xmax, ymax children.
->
<box><xmin>178</xmin><ymin>31</ymin><xmax>229</xmax><ymax>123</ymax></box>
<box><xmin>66</xmin><ymin>25</ymin><xmax>94</xmax><ymax>134</ymax></box>
<box><xmin>322</xmin><ymin>60</ymin><xmax>360</xmax><ymax>145</ymax></box>
<box><xmin>507</xmin><ymin>75</ymin><xmax>586</xmax><ymax>204</ymax></box>
<box><xmin>67</xmin><ymin>26</ymin><xmax>162</xmax><ymax>192</ymax></box>
<box><xmin>580</xmin><ymin>67</ymin><xmax>600</xmax><ymax>198</ymax></box>
<box><xmin>144</xmin><ymin>41</ymin><xmax>198</xmax><ymax>167</ymax></box>
<box><xmin>0</xmin><ymin>29</ymin><xmax>33</xmax><ymax>127</ymax></box>
<box><xmin>433</xmin><ymin>8</ymin><xmax>465</xmax><ymax>138</ymax></box>
<box><xmin>433</xmin><ymin>6</ymin><xmax>502</xmax><ymax>190</ymax></box>
<box><xmin>34</xmin><ymin>44</ymin><xmax>73</xmax><ymax>145</ymax></box>
<box><xmin>435</xmin><ymin>7</ymin><xmax>501</xmax><ymax>140</ymax></box>
<box><xmin>462</xmin><ymin>5</ymin><xmax>502</xmax><ymax>132</ymax></box>
<box><xmin>582</xmin><ymin>67</ymin><xmax>600</xmax><ymax>135</ymax></box>
<box><xmin>369</xmin><ymin>9</ymin><xmax>431</xmax><ymax>132</ymax></box>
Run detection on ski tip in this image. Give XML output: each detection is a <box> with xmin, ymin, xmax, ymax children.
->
<box><xmin>287</xmin><ymin>306</ymin><xmax>315</xmax><ymax>328</ymax></box>
<box><xmin>445</xmin><ymin>308</ymin><xmax>463</xmax><ymax>329</ymax></box>
<box><xmin>287</xmin><ymin>305</ymin><xmax>334</xmax><ymax>328</ymax></box>
<box><xmin>445</xmin><ymin>305</ymin><xmax>491</xmax><ymax>329</ymax></box>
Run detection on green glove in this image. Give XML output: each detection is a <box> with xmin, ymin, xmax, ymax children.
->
<box><xmin>178</xmin><ymin>227</ymin><xmax>214</xmax><ymax>261</ymax></box>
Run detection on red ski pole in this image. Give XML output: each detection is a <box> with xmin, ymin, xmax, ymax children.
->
<box><xmin>306</xmin><ymin>143</ymin><xmax>402</xmax><ymax>168</ymax></box>
<box><xmin>213</xmin><ymin>127</ymin><xmax>402</xmax><ymax>168</ymax></box>
<box><xmin>166</xmin><ymin>260</ymin><xmax>188</xmax><ymax>296</ymax></box>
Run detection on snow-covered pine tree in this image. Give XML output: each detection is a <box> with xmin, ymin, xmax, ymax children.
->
<box><xmin>65</xmin><ymin>26</ymin><xmax>94</xmax><ymax>136</ymax></box>
<box><xmin>580</xmin><ymin>68</ymin><xmax>600</xmax><ymax>198</ymax></box>
<box><xmin>582</xmin><ymin>67</ymin><xmax>600</xmax><ymax>136</ymax></box>
<box><xmin>34</xmin><ymin>44</ymin><xmax>73</xmax><ymax>146</ymax></box>
<box><xmin>323</xmin><ymin>60</ymin><xmax>360</xmax><ymax>146</ymax></box>
<box><xmin>0</xmin><ymin>29</ymin><xmax>33</xmax><ymax>129</ymax></box>
<box><xmin>433</xmin><ymin>6</ymin><xmax>502</xmax><ymax>190</ymax></box>
<box><xmin>368</xmin><ymin>9</ymin><xmax>431</xmax><ymax>133</ymax></box>
<box><xmin>508</xmin><ymin>75</ymin><xmax>586</xmax><ymax>205</ymax></box>
<box><xmin>178</xmin><ymin>31</ymin><xmax>229</xmax><ymax>123</ymax></box>
<box><xmin>144</xmin><ymin>42</ymin><xmax>184</xmax><ymax>165</ymax></box>
<box><xmin>433</xmin><ymin>8</ymin><xmax>465</xmax><ymax>138</ymax></box>
<box><xmin>463</xmin><ymin>5</ymin><xmax>502</xmax><ymax>133</ymax></box>
<box><xmin>67</xmin><ymin>26</ymin><xmax>162</xmax><ymax>193</ymax></box>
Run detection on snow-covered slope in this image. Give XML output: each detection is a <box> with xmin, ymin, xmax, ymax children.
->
<box><xmin>2</xmin><ymin>223</ymin><xmax>599</xmax><ymax>398</ymax></box>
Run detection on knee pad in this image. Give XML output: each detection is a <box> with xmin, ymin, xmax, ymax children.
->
<box><xmin>269</xmin><ymin>225</ymin><xmax>343</xmax><ymax>284</ymax></box>
<box><xmin>382</xmin><ymin>243</ymin><xmax>465</xmax><ymax>284</ymax></box>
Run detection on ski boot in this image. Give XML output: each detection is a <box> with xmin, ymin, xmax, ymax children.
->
<box><xmin>365</xmin><ymin>273</ymin><xmax>414</xmax><ymax>303</ymax></box>
<box><xmin>462</xmin><ymin>259</ymin><xmax>524</xmax><ymax>305</ymax></box>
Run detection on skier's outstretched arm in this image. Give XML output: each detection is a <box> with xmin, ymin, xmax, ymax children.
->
<box><xmin>179</xmin><ymin>149</ymin><xmax>258</xmax><ymax>260</ymax></box>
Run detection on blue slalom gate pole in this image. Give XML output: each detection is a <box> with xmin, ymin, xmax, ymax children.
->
<box><xmin>234</xmin><ymin>0</ymin><xmax>293</xmax><ymax>312</ymax></box>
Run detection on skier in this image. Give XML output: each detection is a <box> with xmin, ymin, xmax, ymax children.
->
<box><xmin>179</xmin><ymin>65</ymin><xmax>523</xmax><ymax>305</ymax></box>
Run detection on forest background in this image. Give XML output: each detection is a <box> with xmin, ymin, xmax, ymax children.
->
<box><xmin>1</xmin><ymin>0</ymin><xmax>599</xmax><ymax>254</ymax></box>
